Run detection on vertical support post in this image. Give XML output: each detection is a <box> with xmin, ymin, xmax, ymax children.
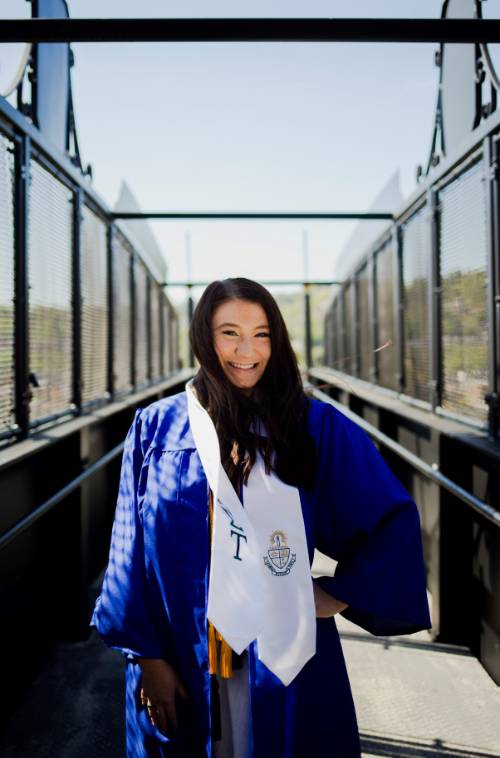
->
<box><xmin>324</xmin><ymin>308</ymin><xmax>331</xmax><ymax>367</ymax></box>
<box><xmin>339</xmin><ymin>287</ymin><xmax>347</xmax><ymax>372</ymax></box>
<box><xmin>187</xmin><ymin>284</ymin><xmax>194</xmax><ymax>368</ymax></box>
<box><xmin>175</xmin><ymin>309</ymin><xmax>180</xmax><ymax>371</ymax></box>
<box><xmin>146</xmin><ymin>276</ymin><xmax>152</xmax><ymax>382</ymax></box>
<box><xmin>14</xmin><ymin>134</ymin><xmax>30</xmax><ymax>439</ymax></box>
<box><xmin>72</xmin><ymin>187</ymin><xmax>82</xmax><ymax>413</ymax></box>
<box><xmin>428</xmin><ymin>188</ymin><xmax>441</xmax><ymax>410</ymax></box>
<box><xmin>352</xmin><ymin>276</ymin><xmax>359</xmax><ymax>377</ymax></box>
<box><xmin>332</xmin><ymin>299</ymin><xmax>339</xmax><ymax>369</ymax></box>
<box><xmin>484</xmin><ymin>135</ymin><xmax>500</xmax><ymax>439</ymax></box>
<box><xmin>185</xmin><ymin>231</ymin><xmax>194</xmax><ymax>370</ymax></box>
<box><xmin>156</xmin><ymin>287</ymin><xmax>162</xmax><ymax>380</ymax></box>
<box><xmin>369</xmin><ymin>252</ymin><xmax>378</xmax><ymax>383</ymax></box>
<box><xmin>304</xmin><ymin>283</ymin><xmax>312</xmax><ymax>369</ymax></box>
<box><xmin>329</xmin><ymin>309</ymin><xmax>333</xmax><ymax>367</ymax></box>
<box><xmin>392</xmin><ymin>224</ymin><xmax>404</xmax><ymax>392</ymax></box>
<box><xmin>170</xmin><ymin>305</ymin><xmax>176</xmax><ymax>372</ymax></box>
<box><xmin>168</xmin><ymin>300</ymin><xmax>173</xmax><ymax>374</ymax></box>
<box><xmin>301</xmin><ymin>230</ymin><xmax>312</xmax><ymax>370</ymax></box>
<box><xmin>107</xmin><ymin>222</ymin><xmax>115</xmax><ymax>399</ymax></box>
<box><xmin>159</xmin><ymin>292</ymin><xmax>165</xmax><ymax>378</ymax></box>
<box><xmin>169</xmin><ymin>303</ymin><xmax>174</xmax><ymax>373</ymax></box>
<box><xmin>130</xmin><ymin>251</ymin><xmax>136</xmax><ymax>390</ymax></box>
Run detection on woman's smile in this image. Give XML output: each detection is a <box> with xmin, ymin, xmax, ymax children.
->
<box><xmin>228</xmin><ymin>361</ymin><xmax>258</xmax><ymax>370</ymax></box>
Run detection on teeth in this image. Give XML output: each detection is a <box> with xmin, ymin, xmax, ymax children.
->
<box><xmin>230</xmin><ymin>362</ymin><xmax>257</xmax><ymax>370</ymax></box>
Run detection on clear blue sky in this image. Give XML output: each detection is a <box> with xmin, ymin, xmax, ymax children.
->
<box><xmin>3</xmin><ymin>1</ymin><xmax>500</xmax><ymax>303</ymax></box>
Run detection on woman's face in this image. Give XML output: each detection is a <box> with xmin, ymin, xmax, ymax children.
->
<box><xmin>212</xmin><ymin>298</ymin><xmax>271</xmax><ymax>391</ymax></box>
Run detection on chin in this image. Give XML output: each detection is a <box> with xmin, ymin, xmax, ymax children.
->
<box><xmin>230</xmin><ymin>377</ymin><xmax>260</xmax><ymax>392</ymax></box>
<box><xmin>224</xmin><ymin>369</ymin><xmax>263</xmax><ymax>390</ymax></box>
<box><xmin>235</xmin><ymin>380</ymin><xmax>258</xmax><ymax>390</ymax></box>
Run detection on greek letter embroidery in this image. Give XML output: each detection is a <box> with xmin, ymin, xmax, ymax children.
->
<box><xmin>218</xmin><ymin>500</ymin><xmax>248</xmax><ymax>561</ymax></box>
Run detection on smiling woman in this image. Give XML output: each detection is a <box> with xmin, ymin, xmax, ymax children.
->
<box><xmin>188</xmin><ymin>278</ymin><xmax>319</xmax><ymax>490</ymax></box>
<box><xmin>91</xmin><ymin>277</ymin><xmax>431</xmax><ymax>758</ymax></box>
<box><xmin>212</xmin><ymin>299</ymin><xmax>272</xmax><ymax>392</ymax></box>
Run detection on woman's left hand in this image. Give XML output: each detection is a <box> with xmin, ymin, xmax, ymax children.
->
<box><xmin>138</xmin><ymin>658</ymin><xmax>188</xmax><ymax>736</ymax></box>
<box><xmin>313</xmin><ymin>582</ymin><xmax>349</xmax><ymax>618</ymax></box>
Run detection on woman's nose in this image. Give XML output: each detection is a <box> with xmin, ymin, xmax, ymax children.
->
<box><xmin>235</xmin><ymin>337</ymin><xmax>253</xmax><ymax>355</ymax></box>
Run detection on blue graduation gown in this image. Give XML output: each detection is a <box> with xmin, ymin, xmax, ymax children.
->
<box><xmin>91</xmin><ymin>391</ymin><xmax>431</xmax><ymax>757</ymax></box>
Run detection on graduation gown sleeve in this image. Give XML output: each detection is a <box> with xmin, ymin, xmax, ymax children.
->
<box><xmin>313</xmin><ymin>402</ymin><xmax>431</xmax><ymax>636</ymax></box>
<box><xmin>91</xmin><ymin>409</ymin><xmax>170</xmax><ymax>660</ymax></box>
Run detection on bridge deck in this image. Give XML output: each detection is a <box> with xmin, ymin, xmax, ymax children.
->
<box><xmin>0</xmin><ymin>606</ymin><xmax>498</xmax><ymax>758</ymax></box>
<box><xmin>338</xmin><ymin>613</ymin><xmax>500</xmax><ymax>758</ymax></box>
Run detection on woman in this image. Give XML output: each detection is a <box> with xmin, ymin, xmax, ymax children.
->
<box><xmin>92</xmin><ymin>277</ymin><xmax>431</xmax><ymax>758</ymax></box>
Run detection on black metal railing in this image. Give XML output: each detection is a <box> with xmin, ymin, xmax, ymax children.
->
<box><xmin>2</xmin><ymin>376</ymin><xmax>496</xmax><ymax>558</ymax></box>
<box><xmin>311</xmin><ymin>387</ymin><xmax>500</xmax><ymax>529</ymax></box>
<box><xmin>0</xmin><ymin>371</ymin><xmax>194</xmax><ymax>553</ymax></box>
<box><xmin>0</xmin><ymin>97</ymin><xmax>180</xmax><ymax>445</ymax></box>
<box><xmin>322</xmin><ymin>119</ymin><xmax>500</xmax><ymax>440</ymax></box>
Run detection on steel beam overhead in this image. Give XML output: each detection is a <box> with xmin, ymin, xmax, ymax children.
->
<box><xmin>1</xmin><ymin>18</ymin><xmax>500</xmax><ymax>44</ymax></box>
<box><xmin>112</xmin><ymin>212</ymin><xmax>394</xmax><ymax>220</ymax></box>
<box><xmin>164</xmin><ymin>280</ymin><xmax>340</xmax><ymax>287</ymax></box>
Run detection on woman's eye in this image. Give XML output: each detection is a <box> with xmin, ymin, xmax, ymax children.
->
<box><xmin>222</xmin><ymin>330</ymin><xmax>238</xmax><ymax>336</ymax></box>
<box><xmin>256</xmin><ymin>332</ymin><xmax>270</xmax><ymax>338</ymax></box>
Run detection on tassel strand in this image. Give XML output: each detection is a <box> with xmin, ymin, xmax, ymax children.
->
<box><xmin>208</xmin><ymin>491</ymin><xmax>233</xmax><ymax>678</ymax></box>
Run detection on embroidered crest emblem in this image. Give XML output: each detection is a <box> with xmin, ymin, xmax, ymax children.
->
<box><xmin>263</xmin><ymin>530</ymin><xmax>296</xmax><ymax>576</ymax></box>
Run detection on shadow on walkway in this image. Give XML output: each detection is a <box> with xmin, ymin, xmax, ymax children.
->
<box><xmin>360</xmin><ymin>732</ymin><xmax>500</xmax><ymax>758</ymax></box>
<box><xmin>340</xmin><ymin>631</ymin><xmax>474</xmax><ymax>657</ymax></box>
<box><xmin>0</xmin><ymin>631</ymin><xmax>124</xmax><ymax>758</ymax></box>
<box><xmin>1</xmin><ymin>624</ymin><xmax>498</xmax><ymax>758</ymax></box>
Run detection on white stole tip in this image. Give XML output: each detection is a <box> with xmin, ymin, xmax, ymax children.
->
<box><xmin>259</xmin><ymin>645</ymin><xmax>316</xmax><ymax>686</ymax></box>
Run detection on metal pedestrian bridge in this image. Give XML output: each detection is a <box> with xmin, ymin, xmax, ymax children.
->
<box><xmin>1</xmin><ymin>5</ymin><xmax>500</xmax><ymax>757</ymax></box>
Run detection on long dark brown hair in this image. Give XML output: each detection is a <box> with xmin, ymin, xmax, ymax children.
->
<box><xmin>189</xmin><ymin>278</ymin><xmax>318</xmax><ymax>490</ymax></box>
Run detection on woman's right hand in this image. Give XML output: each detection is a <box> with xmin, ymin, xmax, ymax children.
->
<box><xmin>138</xmin><ymin>658</ymin><xmax>188</xmax><ymax>736</ymax></box>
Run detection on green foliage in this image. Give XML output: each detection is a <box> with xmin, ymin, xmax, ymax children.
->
<box><xmin>404</xmin><ymin>278</ymin><xmax>428</xmax><ymax>339</ymax></box>
<box><xmin>441</xmin><ymin>269</ymin><xmax>487</xmax><ymax>338</ymax></box>
<box><xmin>273</xmin><ymin>287</ymin><xmax>332</xmax><ymax>366</ymax></box>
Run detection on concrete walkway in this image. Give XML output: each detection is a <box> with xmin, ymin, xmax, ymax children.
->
<box><xmin>0</xmin><ymin>618</ymin><xmax>498</xmax><ymax>757</ymax></box>
<box><xmin>337</xmin><ymin>613</ymin><xmax>500</xmax><ymax>758</ymax></box>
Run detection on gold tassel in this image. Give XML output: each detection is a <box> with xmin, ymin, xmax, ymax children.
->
<box><xmin>209</xmin><ymin>489</ymin><xmax>214</xmax><ymax>535</ymax></box>
<box><xmin>208</xmin><ymin>491</ymin><xmax>234</xmax><ymax>678</ymax></box>
<box><xmin>208</xmin><ymin>621</ymin><xmax>218</xmax><ymax>675</ymax></box>
<box><xmin>219</xmin><ymin>638</ymin><xmax>233</xmax><ymax>678</ymax></box>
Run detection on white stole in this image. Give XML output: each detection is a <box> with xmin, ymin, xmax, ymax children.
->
<box><xmin>186</xmin><ymin>380</ymin><xmax>316</xmax><ymax>686</ymax></box>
